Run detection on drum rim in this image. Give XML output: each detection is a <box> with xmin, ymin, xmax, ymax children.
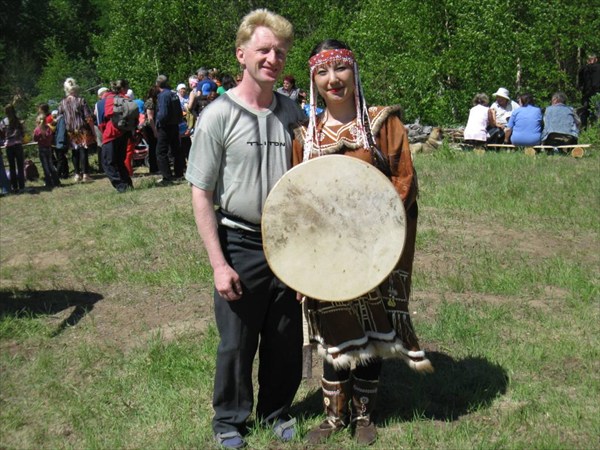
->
<box><xmin>262</xmin><ymin>155</ymin><xmax>407</xmax><ymax>301</ymax></box>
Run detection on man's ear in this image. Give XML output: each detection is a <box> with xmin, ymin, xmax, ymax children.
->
<box><xmin>236</xmin><ymin>47</ymin><xmax>245</xmax><ymax>69</ymax></box>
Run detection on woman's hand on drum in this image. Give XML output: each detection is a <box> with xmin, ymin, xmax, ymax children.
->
<box><xmin>214</xmin><ymin>265</ymin><xmax>243</xmax><ymax>301</ymax></box>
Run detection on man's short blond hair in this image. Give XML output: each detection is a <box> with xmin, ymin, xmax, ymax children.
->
<box><xmin>236</xmin><ymin>9</ymin><xmax>293</xmax><ymax>49</ymax></box>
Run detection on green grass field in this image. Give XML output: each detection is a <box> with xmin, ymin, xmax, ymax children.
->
<box><xmin>1</xmin><ymin>135</ymin><xmax>598</xmax><ymax>449</ymax></box>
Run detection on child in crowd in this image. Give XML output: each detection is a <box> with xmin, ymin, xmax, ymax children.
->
<box><xmin>33</xmin><ymin>114</ymin><xmax>61</xmax><ymax>188</ymax></box>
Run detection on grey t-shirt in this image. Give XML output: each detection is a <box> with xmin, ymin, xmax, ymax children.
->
<box><xmin>186</xmin><ymin>90</ymin><xmax>304</xmax><ymax>227</ymax></box>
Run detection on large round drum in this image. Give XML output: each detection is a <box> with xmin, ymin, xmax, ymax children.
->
<box><xmin>262</xmin><ymin>154</ymin><xmax>406</xmax><ymax>301</ymax></box>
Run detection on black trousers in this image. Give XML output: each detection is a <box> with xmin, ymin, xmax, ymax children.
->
<box><xmin>486</xmin><ymin>126</ymin><xmax>505</xmax><ymax>144</ymax></box>
<box><xmin>142</xmin><ymin>125</ymin><xmax>159</xmax><ymax>173</ymax></box>
<box><xmin>39</xmin><ymin>147</ymin><xmax>60</xmax><ymax>187</ymax></box>
<box><xmin>102</xmin><ymin>134</ymin><xmax>132</xmax><ymax>190</ymax></box>
<box><xmin>580</xmin><ymin>94</ymin><xmax>599</xmax><ymax>128</ymax></box>
<box><xmin>212</xmin><ymin>226</ymin><xmax>302</xmax><ymax>435</ymax></box>
<box><xmin>156</xmin><ymin>124</ymin><xmax>184</xmax><ymax>180</ymax></box>
<box><xmin>543</xmin><ymin>132</ymin><xmax>578</xmax><ymax>147</ymax></box>
<box><xmin>54</xmin><ymin>147</ymin><xmax>70</xmax><ymax>178</ymax></box>
<box><xmin>6</xmin><ymin>144</ymin><xmax>24</xmax><ymax>190</ymax></box>
<box><xmin>71</xmin><ymin>144</ymin><xmax>90</xmax><ymax>175</ymax></box>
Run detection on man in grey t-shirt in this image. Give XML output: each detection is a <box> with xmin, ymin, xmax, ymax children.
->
<box><xmin>185</xmin><ymin>9</ymin><xmax>304</xmax><ymax>449</ymax></box>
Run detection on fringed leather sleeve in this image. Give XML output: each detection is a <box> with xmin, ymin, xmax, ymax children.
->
<box><xmin>374</xmin><ymin>107</ymin><xmax>418</xmax><ymax>209</ymax></box>
<box><xmin>292</xmin><ymin>124</ymin><xmax>305</xmax><ymax>167</ymax></box>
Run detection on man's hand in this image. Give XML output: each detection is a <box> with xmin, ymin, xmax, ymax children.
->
<box><xmin>214</xmin><ymin>264</ymin><xmax>243</xmax><ymax>301</ymax></box>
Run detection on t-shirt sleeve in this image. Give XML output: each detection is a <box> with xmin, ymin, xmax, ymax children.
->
<box><xmin>185</xmin><ymin>106</ymin><xmax>223</xmax><ymax>191</ymax></box>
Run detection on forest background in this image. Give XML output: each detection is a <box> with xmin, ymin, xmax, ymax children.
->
<box><xmin>1</xmin><ymin>0</ymin><xmax>599</xmax><ymax>127</ymax></box>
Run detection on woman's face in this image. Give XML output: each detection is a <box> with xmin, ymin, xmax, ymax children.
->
<box><xmin>313</xmin><ymin>61</ymin><xmax>355</xmax><ymax>107</ymax></box>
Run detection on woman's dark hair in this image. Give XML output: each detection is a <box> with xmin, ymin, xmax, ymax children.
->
<box><xmin>38</xmin><ymin>103</ymin><xmax>50</xmax><ymax>115</ymax></box>
<box><xmin>4</xmin><ymin>104</ymin><xmax>22</xmax><ymax>130</ymax></box>
<box><xmin>310</xmin><ymin>39</ymin><xmax>351</xmax><ymax>57</ymax></box>
<box><xmin>146</xmin><ymin>85</ymin><xmax>159</xmax><ymax>101</ymax></box>
<box><xmin>221</xmin><ymin>74</ymin><xmax>236</xmax><ymax>90</ymax></box>
<box><xmin>519</xmin><ymin>93</ymin><xmax>534</xmax><ymax>106</ymax></box>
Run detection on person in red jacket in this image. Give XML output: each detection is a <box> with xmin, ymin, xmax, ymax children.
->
<box><xmin>99</xmin><ymin>79</ymin><xmax>133</xmax><ymax>192</ymax></box>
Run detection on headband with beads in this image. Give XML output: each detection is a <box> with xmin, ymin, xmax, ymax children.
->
<box><xmin>308</xmin><ymin>49</ymin><xmax>355</xmax><ymax>69</ymax></box>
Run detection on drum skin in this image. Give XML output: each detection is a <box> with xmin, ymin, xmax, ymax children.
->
<box><xmin>262</xmin><ymin>155</ymin><xmax>406</xmax><ymax>301</ymax></box>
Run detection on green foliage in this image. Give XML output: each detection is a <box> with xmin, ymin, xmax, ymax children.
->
<box><xmin>34</xmin><ymin>39</ymin><xmax>100</xmax><ymax>108</ymax></box>
<box><xmin>2</xmin><ymin>0</ymin><xmax>600</xmax><ymax>124</ymax></box>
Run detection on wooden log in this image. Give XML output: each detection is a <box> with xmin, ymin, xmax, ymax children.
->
<box><xmin>534</xmin><ymin>144</ymin><xmax>590</xmax><ymax>158</ymax></box>
<box><xmin>571</xmin><ymin>147</ymin><xmax>585</xmax><ymax>158</ymax></box>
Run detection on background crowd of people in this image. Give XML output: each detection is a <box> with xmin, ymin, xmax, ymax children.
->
<box><xmin>0</xmin><ymin>63</ymin><xmax>316</xmax><ymax>196</ymax></box>
<box><xmin>463</xmin><ymin>53</ymin><xmax>599</xmax><ymax>149</ymax></box>
<box><xmin>1</xmin><ymin>52</ymin><xmax>598</xmax><ymax>196</ymax></box>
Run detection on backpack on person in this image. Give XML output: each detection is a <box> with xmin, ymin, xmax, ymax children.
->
<box><xmin>24</xmin><ymin>159</ymin><xmax>39</xmax><ymax>181</ymax></box>
<box><xmin>111</xmin><ymin>96</ymin><xmax>140</xmax><ymax>132</ymax></box>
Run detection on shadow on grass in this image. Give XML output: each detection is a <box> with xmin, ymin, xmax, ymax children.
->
<box><xmin>0</xmin><ymin>289</ymin><xmax>103</xmax><ymax>336</ymax></box>
<box><xmin>293</xmin><ymin>351</ymin><xmax>508</xmax><ymax>423</ymax></box>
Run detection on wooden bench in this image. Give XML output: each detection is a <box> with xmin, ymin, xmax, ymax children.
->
<box><xmin>487</xmin><ymin>143</ymin><xmax>591</xmax><ymax>158</ymax></box>
<box><xmin>458</xmin><ymin>143</ymin><xmax>486</xmax><ymax>155</ymax></box>
<box><xmin>533</xmin><ymin>144</ymin><xmax>591</xmax><ymax>158</ymax></box>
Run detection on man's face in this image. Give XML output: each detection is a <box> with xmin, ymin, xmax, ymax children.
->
<box><xmin>236</xmin><ymin>26</ymin><xmax>289</xmax><ymax>87</ymax></box>
<box><xmin>496</xmin><ymin>96</ymin><xmax>508</xmax><ymax>107</ymax></box>
<box><xmin>588</xmin><ymin>56</ymin><xmax>598</xmax><ymax>65</ymax></box>
<box><xmin>178</xmin><ymin>87</ymin><xmax>186</xmax><ymax>96</ymax></box>
<box><xmin>283</xmin><ymin>79</ymin><xmax>292</xmax><ymax>90</ymax></box>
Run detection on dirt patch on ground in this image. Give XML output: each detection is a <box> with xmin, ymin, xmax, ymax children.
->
<box><xmin>0</xmin><ymin>281</ymin><xmax>215</xmax><ymax>357</ymax></box>
<box><xmin>420</xmin><ymin>205</ymin><xmax>599</xmax><ymax>265</ymax></box>
<box><xmin>64</xmin><ymin>283</ymin><xmax>216</xmax><ymax>352</ymax></box>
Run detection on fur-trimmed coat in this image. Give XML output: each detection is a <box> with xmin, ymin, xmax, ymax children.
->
<box><xmin>292</xmin><ymin>105</ymin><xmax>417</xmax><ymax>210</ymax></box>
<box><xmin>291</xmin><ymin>105</ymin><xmax>431</xmax><ymax>372</ymax></box>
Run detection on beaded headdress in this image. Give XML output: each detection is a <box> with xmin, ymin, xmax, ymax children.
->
<box><xmin>304</xmin><ymin>47</ymin><xmax>374</xmax><ymax>161</ymax></box>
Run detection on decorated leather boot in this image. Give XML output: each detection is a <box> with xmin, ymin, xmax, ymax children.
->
<box><xmin>351</xmin><ymin>377</ymin><xmax>379</xmax><ymax>446</ymax></box>
<box><xmin>306</xmin><ymin>378</ymin><xmax>350</xmax><ymax>445</ymax></box>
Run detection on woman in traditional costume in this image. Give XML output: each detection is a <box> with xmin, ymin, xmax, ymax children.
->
<box><xmin>292</xmin><ymin>39</ymin><xmax>433</xmax><ymax>446</ymax></box>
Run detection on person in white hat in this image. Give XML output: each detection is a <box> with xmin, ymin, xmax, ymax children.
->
<box><xmin>176</xmin><ymin>83</ymin><xmax>188</xmax><ymax>112</ymax></box>
<box><xmin>487</xmin><ymin>87</ymin><xmax>520</xmax><ymax>143</ymax></box>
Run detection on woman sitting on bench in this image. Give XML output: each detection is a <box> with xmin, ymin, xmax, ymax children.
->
<box><xmin>504</xmin><ymin>93</ymin><xmax>542</xmax><ymax>146</ymax></box>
